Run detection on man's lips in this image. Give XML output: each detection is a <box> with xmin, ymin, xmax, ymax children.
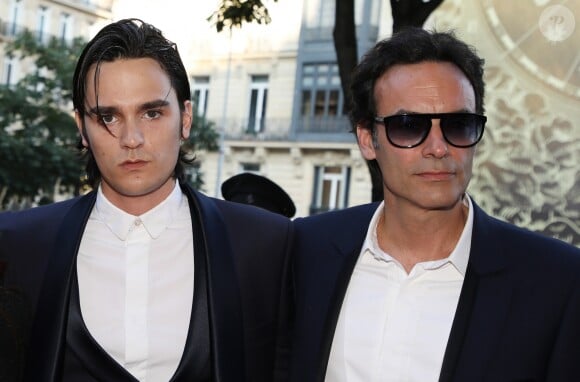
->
<box><xmin>416</xmin><ymin>171</ymin><xmax>455</xmax><ymax>181</ymax></box>
<box><xmin>121</xmin><ymin>160</ymin><xmax>148</xmax><ymax>170</ymax></box>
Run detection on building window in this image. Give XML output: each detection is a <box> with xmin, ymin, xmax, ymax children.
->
<box><xmin>2</xmin><ymin>58</ymin><xmax>17</xmax><ymax>86</ymax></box>
<box><xmin>304</xmin><ymin>0</ymin><xmax>377</xmax><ymax>30</ymax></box>
<box><xmin>240</xmin><ymin>163</ymin><xmax>261</xmax><ymax>174</ymax></box>
<box><xmin>59</xmin><ymin>13</ymin><xmax>72</xmax><ymax>42</ymax></box>
<box><xmin>37</xmin><ymin>6</ymin><xmax>50</xmax><ymax>43</ymax></box>
<box><xmin>300</xmin><ymin>63</ymin><xmax>346</xmax><ymax>132</ymax></box>
<box><xmin>9</xmin><ymin>0</ymin><xmax>22</xmax><ymax>36</ymax></box>
<box><xmin>319</xmin><ymin>0</ymin><xmax>335</xmax><ymax>27</ymax></box>
<box><xmin>304</xmin><ymin>0</ymin><xmax>335</xmax><ymax>28</ymax></box>
<box><xmin>192</xmin><ymin>76</ymin><xmax>210</xmax><ymax>119</ymax></box>
<box><xmin>185</xmin><ymin>162</ymin><xmax>203</xmax><ymax>189</ymax></box>
<box><xmin>310</xmin><ymin>165</ymin><xmax>350</xmax><ymax>214</ymax></box>
<box><xmin>247</xmin><ymin>75</ymin><xmax>268</xmax><ymax>133</ymax></box>
<box><xmin>301</xmin><ymin>63</ymin><xmax>343</xmax><ymax>117</ymax></box>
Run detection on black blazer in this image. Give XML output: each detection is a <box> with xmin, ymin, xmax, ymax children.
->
<box><xmin>289</xmin><ymin>201</ymin><xmax>580</xmax><ymax>381</ymax></box>
<box><xmin>0</xmin><ymin>183</ymin><xmax>293</xmax><ymax>382</ymax></box>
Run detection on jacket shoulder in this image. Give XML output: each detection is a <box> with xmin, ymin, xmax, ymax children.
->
<box><xmin>472</xmin><ymin>203</ymin><xmax>580</xmax><ymax>274</ymax></box>
<box><xmin>0</xmin><ymin>197</ymin><xmax>83</xmax><ymax>229</ymax></box>
<box><xmin>188</xmin><ymin>186</ymin><xmax>292</xmax><ymax>227</ymax></box>
<box><xmin>294</xmin><ymin>202</ymin><xmax>378</xmax><ymax>231</ymax></box>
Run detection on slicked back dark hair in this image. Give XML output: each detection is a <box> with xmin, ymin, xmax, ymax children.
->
<box><xmin>73</xmin><ymin>18</ymin><xmax>192</xmax><ymax>188</ymax></box>
<box><xmin>349</xmin><ymin>27</ymin><xmax>485</xmax><ymax>132</ymax></box>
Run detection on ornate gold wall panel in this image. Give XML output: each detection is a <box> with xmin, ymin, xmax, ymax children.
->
<box><xmin>469</xmin><ymin>66</ymin><xmax>579</xmax><ymax>246</ymax></box>
<box><xmin>431</xmin><ymin>0</ymin><xmax>580</xmax><ymax>247</ymax></box>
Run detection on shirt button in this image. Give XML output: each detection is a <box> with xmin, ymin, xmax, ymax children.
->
<box><xmin>135</xmin><ymin>218</ymin><xmax>142</xmax><ymax>226</ymax></box>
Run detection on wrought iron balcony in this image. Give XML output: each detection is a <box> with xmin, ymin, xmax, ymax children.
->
<box><xmin>0</xmin><ymin>20</ymin><xmax>25</xmax><ymax>39</ymax></box>
<box><xmin>213</xmin><ymin>116</ymin><xmax>355</xmax><ymax>143</ymax></box>
<box><xmin>296</xmin><ymin>115</ymin><xmax>352</xmax><ymax>134</ymax></box>
<box><xmin>218</xmin><ymin>118</ymin><xmax>292</xmax><ymax>141</ymax></box>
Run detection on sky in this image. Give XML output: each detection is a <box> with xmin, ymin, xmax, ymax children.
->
<box><xmin>104</xmin><ymin>0</ymin><xmax>305</xmax><ymax>59</ymax></box>
<box><xmin>102</xmin><ymin>0</ymin><xmax>219</xmax><ymax>51</ymax></box>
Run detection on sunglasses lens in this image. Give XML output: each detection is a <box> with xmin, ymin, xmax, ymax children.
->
<box><xmin>386</xmin><ymin>115</ymin><xmax>431</xmax><ymax>148</ymax></box>
<box><xmin>380</xmin><ymin>113</ymin><xmax>485</xmax><ymax>148</ymax></box>
<box><xmin>441</xmin><ymin>114</ymin><xmax>484</xmax><ymax>147</ymax></box>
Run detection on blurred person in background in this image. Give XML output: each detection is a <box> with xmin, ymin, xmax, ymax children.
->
<box><xmin>221</xmin><ymin>172</ymin><xmax>296</xmax><ymax>218</ymax></box>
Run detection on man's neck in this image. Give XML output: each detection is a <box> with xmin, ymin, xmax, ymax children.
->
<box><xmin>378</xmin><ymin>199</ymin><xmax>468</xmax><ymax>273</ymax></box>
<box><xmin>100</xmin><ymin>179</ymin><xmax>178</xmax><ymax>216</ymax></box>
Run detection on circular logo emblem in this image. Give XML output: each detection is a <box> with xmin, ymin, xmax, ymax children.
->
<box><xmin>539</xmin><ymin>5</ymin><xmax>575</xmax><ymax>42</ymax></box>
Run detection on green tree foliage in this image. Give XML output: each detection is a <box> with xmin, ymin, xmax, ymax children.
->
<box><xmin>0</xmin><ymin>31</ymin><xmax>84</xmax><ymax>209</ymax></box>
<box><xmin>183</xmin><ymin>112</ymin><xmax>220</xmax><ymax>191</ymax></box>
<box><xmin>208</xmin><ymin>0</ymin><xmax>278</xmax><ymax>32</ymax></box>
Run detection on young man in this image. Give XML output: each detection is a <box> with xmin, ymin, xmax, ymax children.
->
<box><xmin>0</xmin><ymin>19</ymin><xmax>292</xmax><ymax>382</ymax></box>
<box><xmin>289</xmin><ymin>28</ymin><xmax>580</xmax><ymax>381</ymax></box>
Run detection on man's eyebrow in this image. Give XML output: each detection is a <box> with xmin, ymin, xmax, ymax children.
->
<box><xmin>88</xmin><ymin>105</ymin><xmax>116</xmax><ymax>116</ymax></box>
<box><xmin>87</xmin><ymin>99</ymin><xmax>170</xmax><ymax>116</ymax></box>
<box><xmin>391</xmin><ymin>108</ymin><xmax>473</xmax><ymax>115</ymax></box>
<box><xmin>140</xmin><ymin>99</ymin><xmax>170</xmax><ymax>111</ymax></box>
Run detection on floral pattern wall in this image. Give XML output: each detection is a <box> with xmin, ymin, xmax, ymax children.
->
<box><xmin>469</xmin><ymin>66</ymin><xmax>579</xmax><ymax>247</ymax></box>
<box><xmin>431</xmin><ymin>0</ymin><xmax>580</xmax><ymax>247</ymax></box>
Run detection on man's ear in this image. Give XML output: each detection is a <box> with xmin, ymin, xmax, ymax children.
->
<box><xmin>74</xmin><ymin>111</ymin><xmax>89</xmax><ymax>148</ymax></box>
<box><xmin>181</xmin><ymin>100</ymin><xmax>193</xmax><ymax>140</ymax></box>
<box><xmin>357</xmin><ymin>125</ymin><xmax>377</xmax><ymax>161</ymax></box>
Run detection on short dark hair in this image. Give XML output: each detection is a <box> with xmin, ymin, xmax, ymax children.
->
<box><xmin>72</xmin><ymin>18</ymin><xmax>192</xmax><ymax>188</ymax></box>
<box><xmin>349</xmin><ymin>27</ymin><xmax>485</xmax><ymax>132</ymax></box>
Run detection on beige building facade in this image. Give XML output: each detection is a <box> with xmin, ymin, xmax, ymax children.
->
<box><xmin>0</xmin><ymin>0</ymin><xmax>113</xmax><ymax>86</ymax></box>
<box><xmin>187</xmin><ymin>1</ymin><xmax>376</xmax><ymax>217</ymax></box>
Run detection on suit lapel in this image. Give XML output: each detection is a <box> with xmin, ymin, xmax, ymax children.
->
<box><xmin>315</xmin><ymin>245</ymin><xmax>364</xmax><ymax>382</ymax></box>
<box><xmin>24</xmin><ymin>192</ymin><xmax>96</xmax><ymax>382</ymax></box>
<box><xmin>438</xmin><ymin>261</ymin><xmax>478</xmax><ymax>382</ymax></box>
<box><xmin>439</xmin><ymin>203</ymin><xmax>513</xmax><ymax>382</ymax></box>
<box><xmin>66</xmin><ymin>267</ymin><xmax>139</xmax><ymax>381</ymax></box>
<box><xmin>169</xmin><ymin>185</ymin><xmax>212</xmax><ymax>381</ymax></box>
<box><xmin>304</xmin><ymin>205</ymin><xmax>376</xmax><ymax>382</ymax></box>
<box><xmin>178</xmin><ymin>185</ymin><xmax>244</xmax><ymax>382</ymax></box>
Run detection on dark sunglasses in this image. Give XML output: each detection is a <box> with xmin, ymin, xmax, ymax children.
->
<box><xmin>373</xmin><ymin>112</ymin><xmax>486</xmax><ymax>148</ymax></box>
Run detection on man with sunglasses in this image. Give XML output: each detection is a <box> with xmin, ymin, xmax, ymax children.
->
<box><xmin>288</xmin><ymin>28</ymin><xmax>580</xmax><ymax>381</ymax></box>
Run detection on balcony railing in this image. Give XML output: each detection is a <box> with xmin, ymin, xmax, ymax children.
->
<box><xmin>213</xmin><ymin>116</ymin><xmax>355</xmax><ymax>142</ymax></box>
<box><xmin>0</xmin><ymin>20</ymin><xmax>69</xmax><ymax>46</ymax></box>
<box><xmin>0</xmin><ymin>20</ymin><xmax>25</xmax><ymax>38</ymax></box>
<box><xmin>296</xmin><ymin>116</ymin><xmax>352</xmax><ymax>134</ymax></box>
<box><xmin>211</xmin><ymin>116</ymin><xmax>356</xmax><ymax>143</ymax></box>
<box><xmin>303</xmin><ymin>25</ymin><xmax>379</xmax><ymax>43</ymax></box>
<box><xmin>218</xmin><ymin>118</ymin><xmax>292</xmax><ymax>141</ymax></box>
<box><xmin>309</xmin><ymin>205</ymin><xmax>334</xmax><ymax>215</ymax></box>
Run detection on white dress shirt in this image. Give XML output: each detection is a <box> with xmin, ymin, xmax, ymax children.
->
<box><xmin>77</xmin><ymin>183</ymin><xmax>194</xmax><ymax>381</ymax></box>
<box><xmin>326</xmin><ymin>196</ymin><xmax>474</xmax><ymax>382</ymax></box>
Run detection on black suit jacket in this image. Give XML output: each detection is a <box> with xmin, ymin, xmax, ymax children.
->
<box><xmin>289</xmin><ymin>201</ymin><xmax>580</xmax><ymax>381</ymax></box>
<box><xmin>0</xmin><ymin>183</ymin><xmax>293</xmax><ymax>382</ymax></box>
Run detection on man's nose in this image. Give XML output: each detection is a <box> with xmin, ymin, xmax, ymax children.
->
<box><xmin>119</xmin><ymin>118</ymin><xmax>145</xmax><ymax>149</ymax></box>
<box><xmin>421</xmin><ymin>120</ymin><xmax>449</xmax><ymax>158</ymax></box>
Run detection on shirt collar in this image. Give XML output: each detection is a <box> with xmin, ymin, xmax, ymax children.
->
<box><xmin>360</xmin><ymin>195</ymin><xmax>473</xmax><ymax>276</ymax></box>
<box><xmin>94</xmin><ymin>182</ymin><xmax>184</xmax><ymax>241</ymax></box>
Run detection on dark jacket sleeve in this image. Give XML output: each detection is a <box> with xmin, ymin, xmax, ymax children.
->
<box><xmin>545</xmin><ymin>272</ymin><xmax>580</xmax><ymax>381</ymax></box>
<box><xmin>215</xmin><ymin>199</ymin><xmax>294</xmax><ymax>382</ymax></box>
<box><xmin>0</xmin><ymin>201</ymin><xmax>76</xmax><ymax>382</ymax></box>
